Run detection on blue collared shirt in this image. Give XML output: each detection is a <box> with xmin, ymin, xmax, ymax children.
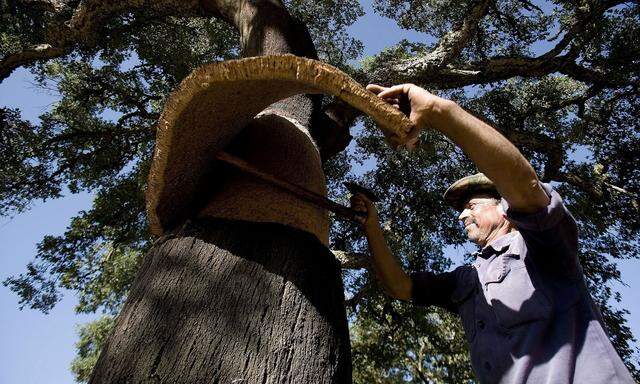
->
<box><xmin>411</xmin><ymin>184</ymin><xmax>635</xmax><ymax>384</ymax></box>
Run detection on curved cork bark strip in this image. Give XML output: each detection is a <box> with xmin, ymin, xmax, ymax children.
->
<box><xmin>147</xmin><ymin>55</ymin><xmax>415</xmax><ymax>236</ymax></box>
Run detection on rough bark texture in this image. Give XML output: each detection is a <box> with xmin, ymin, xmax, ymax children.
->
<box><xmin>89</xmin><ymin>218</ymin><xmax>351</xmax><ymax>383</ymax></box>
<box><xmin>85</xmin><ymin>2</ymin><xmax>355</xmax><ymax>382</ymax></box>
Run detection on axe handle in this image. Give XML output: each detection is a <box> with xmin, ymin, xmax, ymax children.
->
<box><xmin>214</xmin><ymin>151</ymin><xmax>360</xmax><ymax>221</ymax></box>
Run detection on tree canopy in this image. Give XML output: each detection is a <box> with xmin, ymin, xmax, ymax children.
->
<box><xmin>1</xmin><ymin>0</ymin><xmax>639</xmax><ymax>382</ymax></box>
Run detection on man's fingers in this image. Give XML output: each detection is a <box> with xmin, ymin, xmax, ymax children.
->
<box><xmin>356</xmin><ymin>193</ymin><xmax>373</xmax><ymax>206</ymax></box>
<box><xmin>367</xmin><ymin>84</ymin><xmax>406</xmax><ymax>99</ymax></box>
<box><xmin>376</xmin><ymin>84</ymin><xmax>409</xmax><ymax>99</ymax></box>
<box><xmin>350</xmin><ymin>195</ymin><xmax>366</xmax><ymax>209</ymax></box>
<box><xmin>351</xmin><ymin>193</ymin><xmax>373</xmax><ymax>209</ymax></box>
<box><xmin>366</xmin><ymin>84</ymin><xmax>387</xmax><ymax>95</ymax></box>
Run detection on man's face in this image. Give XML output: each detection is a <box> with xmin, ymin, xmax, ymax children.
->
<box><xmin>458</xmin><ymin>194</ymin><xmax>507</xmax><ymax>247</ymax></box>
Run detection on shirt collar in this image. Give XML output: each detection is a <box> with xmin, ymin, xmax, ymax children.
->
<box><xmin>474</xmin><ymin>231</ymin><xmax>519</xmax><ymax>259</ymax></box>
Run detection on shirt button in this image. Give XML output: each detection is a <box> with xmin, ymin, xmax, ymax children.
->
<box><xmin>484</xmin><ymin>361</ymin><xmax>492</xmax><ymax>371</ymax></box>
<box><xmin>477</xmin><ymin>320</ymin><xmax>485</xmax><ymax>329</ymax></box>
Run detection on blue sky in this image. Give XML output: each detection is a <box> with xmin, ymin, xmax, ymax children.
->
<box><xmin>1</xmin><ymin>1</ymin><xmax>638</xmax><ymax>383</ymax></box>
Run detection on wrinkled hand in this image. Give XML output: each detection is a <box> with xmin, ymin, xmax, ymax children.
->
<box><xmin>367</xmin><ymin>83</ymin><xmax>447</xmax><ymax>148</ymax></box>
<box><xmin>350</xmin><ymin>193</ymin><xmax>380</xmax><ymax>230</ymax></box>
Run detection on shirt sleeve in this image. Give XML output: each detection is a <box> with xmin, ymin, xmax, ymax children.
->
<box><xmin>501</xmin><ymin>183</ymin><xmax>580</xmax><ymax>277</ymax></box>
<box><xmin>410</xmin><ymin>265</ymin><xmax>473</xmax><ymax>312</ymax></box>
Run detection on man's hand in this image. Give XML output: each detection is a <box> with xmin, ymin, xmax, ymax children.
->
<box><xmin>350</xmin><ymin>192</ymin><xmax>412</xmax><ymax>300</ymax></box>
<box><xmin>366</xmin><ymin>83</ymin><xmax>451</xmax><ymax>131</ymax></box>
<box><xmin>350</xmin><ymin>193</ymin><xmax>380</xmax><ymax>231</ymax></box>
<box><xmin>369</xmin><ymin>83</ymin><xmax>549</xmax><ymax>213</ymax></box>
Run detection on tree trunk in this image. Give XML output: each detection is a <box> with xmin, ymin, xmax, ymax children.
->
<box><xmin>90</xmin><ymin>218</ymin><xmax>351</xmax><ymax>383</ymax></box>
<box><xmin>89</xmin><ymin>2</ymin><xmax>352</xmax><ymax>382</ymax></box>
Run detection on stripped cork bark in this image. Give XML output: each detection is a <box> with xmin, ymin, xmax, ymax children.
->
<box><xmin>147</xmin><ymin>54</ymin><xmax>415</xmax><ymax>238</ymax></box>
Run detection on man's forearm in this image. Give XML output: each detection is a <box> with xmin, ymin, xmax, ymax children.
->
<box><xmin>429</xmin><ymin>100</ymin><xmax>549</xmax><ymax>212</ymax></box>
<box><xmin>364</xmin><ymin>224</ymin><xmax>412</xmax><ymax>300</ymax></box>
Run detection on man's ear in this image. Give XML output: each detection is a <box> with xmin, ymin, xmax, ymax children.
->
<box><xmin>496</xmin><ymin>200</ymin><xmax>507</xmax><ymax>218</ymax></box>
<box><xmin>496</xmin><ymin>202</ymin><xmax>516</xmax><ymax>229</ymax></box>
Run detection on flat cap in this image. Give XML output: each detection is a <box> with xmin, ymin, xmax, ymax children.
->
<box><xmin>443</xmin><ymin>173</ymin><xmax>500</xmax><ymax>211</ymax></box>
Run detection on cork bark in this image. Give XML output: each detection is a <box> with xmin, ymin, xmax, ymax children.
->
<box><xmin>89</xmin><ymin>220</ymin><xmax>351</xmax><ymax>384</ymax></box>
<box><xmin>146</xmin><ymin>55</ymin><xmax>414</xmax><ymax>239</ymax></box>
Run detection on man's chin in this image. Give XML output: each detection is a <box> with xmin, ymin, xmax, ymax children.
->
<box><xmin>464</xmin><ymin>228</ymin><xmax>476</xmax><ymax>239</ymax></box>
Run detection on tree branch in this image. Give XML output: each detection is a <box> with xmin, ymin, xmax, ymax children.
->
<box><xmin>332</xmin><ymin>250</ymin><xmax>369</xmax><ymax>269</ymax></box>
<box><xmin>345</xmin><ymin>281</ymin><xmax>372</xmax><ymax>310</ymax></box>
<box><xmin>1</xmin><ymin>0</ymin><xmax>204</xmax><ymax>83</ymax></box>
<box><xmin>115</xmin><ymin>110</ymin><xmax>160</xmax><ymax>129</ymax></box>
<box><xmin>555</xmin><ymin>171</ymin><xmax>639</xmax><ymax>209</ymax></box>
<box><xmin>413</xmin><ymin>339</ymin><xmax>430</xmax><ymax>384</ymax></box>
<box><xmin>368</xmin><ymin>0</ymin><xmax>490</xmax><ymax>83</ymax></box>
<box><xmin>372</xmin><ymin>54</ymin><xmax>614</xmax><ymax>89</ymax></box>
<box><xmin>426</xmin><ymin>0</ymin><xmax>491</xmax><ymax>67</ymax></box>
<box><xmin>0</xmin><ymin>44</ymin><xmax>66</xmax><ymax>81</ymax></box>
<box><xmin>369</xmin><ymin>0</ymin><xmax>631</xmax><ymax>89</ymax></box>
<box><xmin>489</xmin><ymin>1</ymin><xmax>529</xmax><ymax>42</ymax></box>
<box><xmin>17</xmin><ymin>0</ymin><xmax>67</xmax><ymax>13</ymax></box>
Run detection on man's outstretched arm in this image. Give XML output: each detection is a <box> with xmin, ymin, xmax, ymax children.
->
<box><xmin>367</xmin><ymin>84</ymin><xmax>550</xmax><ymax>213</ymax></box>
<box><xmin>351</xmin><ymin>194</ymin><xmax>412</xmax><ymax>300</ymax></box>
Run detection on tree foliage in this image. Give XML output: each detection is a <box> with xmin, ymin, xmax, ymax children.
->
<box><xmin>70</xmin><ymin>315</ymin><xmax>115</xmax><ymax>383</ymax></box>
<box><xmin>2</xmin><ymin>0</ymin><xmax>639</xmax><ymax>382</ymax></box>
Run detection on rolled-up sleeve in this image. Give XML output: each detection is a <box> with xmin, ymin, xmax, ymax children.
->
<box><xmin>501</xmin><ymin>183</ymin><xmax>580</xmax><ymax>277</ymax></box>
<box><xmin>411</xmin><ymin>266</ymin><xmax>472</xmax><ymax>312</ymax></box>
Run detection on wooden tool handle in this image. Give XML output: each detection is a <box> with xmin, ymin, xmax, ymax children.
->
<box><xmin>214</xmin><ymin>151</ymin><xmax>362</xmax><ymax>221</ymax></box>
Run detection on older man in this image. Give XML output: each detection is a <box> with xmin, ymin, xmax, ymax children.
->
<box><xmin>351</xmin><ymin>84</ymin><xmax>635</xmax><ymax>383</ymax></box>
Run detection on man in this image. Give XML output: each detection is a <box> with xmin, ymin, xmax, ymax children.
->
<box><xmin>350</xmin><ymin>83</ymin><xmax>635</xmax><ymax>383</ymax></box>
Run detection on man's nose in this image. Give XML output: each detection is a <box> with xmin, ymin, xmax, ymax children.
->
<box><xmin>458</xmin><ymin>208</ymin><xmax>470</xmax><ymax>221</ymax></box>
